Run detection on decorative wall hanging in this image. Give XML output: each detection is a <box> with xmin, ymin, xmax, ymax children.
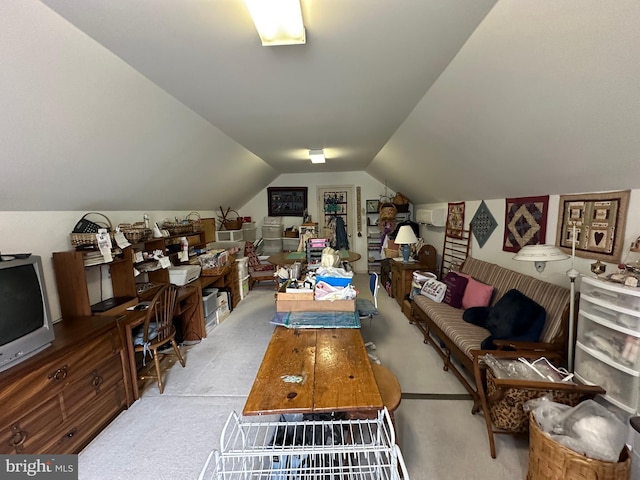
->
<box><xmin>556</xmin><ymin>190</ymin><xmax>630</xmax><ymax>264</ymax></box>
<box><xmin>503</xmin><ymin>195</ymin><xmax>549</xmax><ymax>253</ymax></box>
<box><xmin>267</xmin><ymin>187</ymin><xmax>308</xmax><ymax>216</ymax></box>
<box><xmin>446</xmin><ymin>202</ymin><xmax>465</xmax><ymax>238</ymax></box>
<box><xmin>470</xmin><ymin>201</ymin><xmax>497</xmax><ymax>248</ymax></box>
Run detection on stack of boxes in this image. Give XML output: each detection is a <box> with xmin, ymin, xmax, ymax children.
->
<box><xmin>262</xmin><ymin>217</ymin><xmax>283</xmax><ymax>254</ymax></box>
<box><xmin>242</xmin><ymin>222</ymin><xmax>257</xmax><ymax>242</ymax></box>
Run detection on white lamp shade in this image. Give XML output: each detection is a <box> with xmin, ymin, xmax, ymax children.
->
<box><xmin>513</xmin><ymin>244</ymin><xmax>569</xmax><ymax>272</ymax></box>
<box><xmin>394</xmin><ymin>225</ymin><xmax>418</xmax><ymax>245</ymax></box>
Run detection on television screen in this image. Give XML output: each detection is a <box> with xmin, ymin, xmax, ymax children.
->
<box><xmin>0</xmin><ymin>264</ymin><xmax>45</xmax><ymax>346</ymax></box>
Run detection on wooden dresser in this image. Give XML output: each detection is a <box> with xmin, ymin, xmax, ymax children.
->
<box><xmin>0</xmin><ymin>315</ymin><xmax>132</xmax><ymax>454</ymax></box>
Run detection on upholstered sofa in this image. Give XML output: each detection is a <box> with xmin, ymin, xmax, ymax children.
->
<box><xmin>410</xmin><ymin>257</ymin><xmax>573</xmax><ymax>399</ymax></box>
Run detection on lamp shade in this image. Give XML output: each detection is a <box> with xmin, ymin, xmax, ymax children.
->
<box><xmin>513</xmin><ymin>244</ymin><xmax>569</xmax><ymax>272</ymax></box>
<box><xmin>395</xmin><ymin>225</ymin><xmax>418</xmax><ymax>245</ymax></box>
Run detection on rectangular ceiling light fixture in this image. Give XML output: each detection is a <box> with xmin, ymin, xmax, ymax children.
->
<box><xmin>245</xmin><ymin>0</ymin><xmax>306</xmax><ymax>46</ymax></box>
<box><xmin>309</xmin><ymin>149</ymin><xmax>325</xmax><ymax>164</ymax></box>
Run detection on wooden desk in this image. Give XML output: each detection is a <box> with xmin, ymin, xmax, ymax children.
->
<box><xmin>243</xmin><ymin>326</ymin><xmax>383</xmax><ymax>416</ymax></box>
<box><xmin>267</xmin><ymin>251</ymin><xmax>361</xmax><ymax>266</ymax></box>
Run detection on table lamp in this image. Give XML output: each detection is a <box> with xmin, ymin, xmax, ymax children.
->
<box><xmin>394</xmin><ymin>225</ymin><xmax>418</xmax><ymax>263</ymax></box>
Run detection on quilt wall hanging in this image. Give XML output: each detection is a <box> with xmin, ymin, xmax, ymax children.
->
<box><xmin>556</xmin><ymin>190</ymin><xmax>630</xmax><ymax>264</ymax></box>
<box><xmin>502</xmin><ymin>195</ymin><xmax>549</xmax><ymax>253</ymax></box>
<box><xmin>446</xmin><ymin>202</ymin><xmax>465</xmax><ymax>238</ymax></box>
<box><xmin>470</xmin><ymin>201</ymin><xmax>497</xmax><ymax>248</ymax></box>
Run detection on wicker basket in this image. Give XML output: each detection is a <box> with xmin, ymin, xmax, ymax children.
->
<box><xmin>221</xmin><ymin>210</ymin><xmax>243</xmax><ymax>231</ymax></box>
<box><xmin>70</xmin><ymin>213</ymin><xmax>114</xmax><ymax>247</ymax></box>
<box><xmin>162</xmin><ymin>212</ymin><xmax>202</xmax><ymax>235</ymax></box>
<box><xmin>118</xmin><ymin>222</ymin><xmax>152</xmax><ymax>243</ymax></box>
<box><xmin>527</xmin><ymin>414</ymin><xmax>630</xmax><ymax>480</ymax></box>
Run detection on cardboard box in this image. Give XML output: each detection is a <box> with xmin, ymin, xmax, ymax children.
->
<box><xmin>276</xmin><ymin>299</ymin><xmax>355</xmax><ymax>312</ymax></box>
<box><xmin>276</xmin><ymin>290</ymin><xmax>314</xmax><ymax>301</ymax></box>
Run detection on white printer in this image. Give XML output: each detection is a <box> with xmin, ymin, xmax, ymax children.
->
<box><xmin>168</xmin><ymin>265</ymin><xmax>201</xmax><ymax>286</ymax></box>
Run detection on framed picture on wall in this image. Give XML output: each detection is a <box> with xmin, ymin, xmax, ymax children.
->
<box><xmin>267</xmin><ymin>187</ymin><xmax>308</xmax><ymax>217</ymax></box>
<box><xmin>366</xmin><ymin>199</ymin><xmax>380</xmax><ymax>213</ymax></box>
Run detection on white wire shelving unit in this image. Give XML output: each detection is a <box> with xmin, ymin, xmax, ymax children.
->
<box><xmin>198</xmin><ymin>408</ymin><xmax>409</xmax><ymax>480</ymax></box>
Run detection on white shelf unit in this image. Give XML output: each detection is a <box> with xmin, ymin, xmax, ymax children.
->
<box><xmin>575</xmin><ymin>275</ymin><xmax>640</xmax><ymax>414</ymax></box>
<box><xmin>198</xmin><ymin>408</ymin><xmax>409</xmax><ymax>480</ymax></box>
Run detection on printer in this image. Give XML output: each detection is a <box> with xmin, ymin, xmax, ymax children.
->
<box><xmin>168</xmin><ymin>265</ymin><xmax>201</xmax><ymax>286</ymax></box>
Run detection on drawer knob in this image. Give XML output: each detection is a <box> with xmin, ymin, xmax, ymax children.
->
<box><xmin>92</xmin><ymin>371</ymin><xmax>103</xmax><ymax>392</ymax></box>
<box><xmin>9</xmin><ymin>425</ymin><xmax>27</xmax><ymax>450</ymax></box>
<box><xmin>48</xmin><ymin>365</ymin><xmax>68</xmax><ymax>381</ymax></box>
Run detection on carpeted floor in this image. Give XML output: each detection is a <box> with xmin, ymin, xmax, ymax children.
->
<box><xmin>78</xmin><ymin>274</ymin><xmax>529</xmax><ymax>479</ymax></box>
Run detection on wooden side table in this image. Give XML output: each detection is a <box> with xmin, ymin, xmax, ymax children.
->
<box><xmin>391</xmin><ymin>260</ymin><xmax>429</xmax><ymax>307</ymax></box>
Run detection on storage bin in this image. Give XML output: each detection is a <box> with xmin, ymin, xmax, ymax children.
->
<box><xmin>239</xmin><ymin>274</ymin><xmax>249</xmax><ymax>300</ymax></box>
<box><xmin>581</xmin><ymin>276</ymin><xmax>640</xmax><ymax>312</ymax></box>
<box><xmin>242</xmin><ymin>221</ymin><xmax>256</xmax><ymax>230</ymax></box>
<box><xmin>581</xmin><ymin>293</ymin><xmax>640</xmax><ymax>330</ymax></box>
<box><xmin>217</xmin><ymin>230</ymin><xmax>244</xmax><ymax>242</ymax></box>
<box><xmin>282</xmin><ymin>238</ymin><xmax>300</xmax><ymax>252</ymax></box>
<box><xmin>236</xmin><ymin>257</ymin><xmax>249</xmax><ymax>278</ymax></box>
<box><xmin>202</xmin><ymin>289</ymin><xmax>218</xmax><ymax>317</ymax></box>
<box><xmin>577</xmin><ymin>313</ymin><xmax>640</xmax><ymax>369</ymax></box>
<box><xmin>262</xmin><ymin>224</ymin><xmax>284</xmax><ymax>239</ymax></box>
<box><xmin>262</xmin><ymin>238</ymin><xmax>283</xmax><ymax>254</ymax></box>
<box><xmin>242</xmin><ymin>226</ymin><xmax>257</xmax><ymax>242</ymax></box>
<box><xmin>264</xmin><ymin>217</ymin><xmax>282</xmax><ymax>225</ymax></box>
<box><xmin>316</xmin><ymin>276</ymin><xmax>352</xmax><ymax>287</ymax></box>
<box><xmin>574</xmin><ymin>343</ymin><xmax>640</xmax><ymax>412</ymax></box>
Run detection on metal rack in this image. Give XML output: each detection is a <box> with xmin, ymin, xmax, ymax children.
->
<box><xmin>199</xmin><ymin>408</ymin><xmax>409</xmax><ymax>480</ymax></box>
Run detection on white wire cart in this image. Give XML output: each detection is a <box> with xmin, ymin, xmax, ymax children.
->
<box><xmin>198</xmin><ymin>408</ymin><xmax>409</xmax><ymax>479</ymax></box>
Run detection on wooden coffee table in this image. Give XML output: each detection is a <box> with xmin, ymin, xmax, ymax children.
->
<box><xmin>243</xmin><ymin>326</ymin><xmax>383</xmax><ymax>416</ymax></box>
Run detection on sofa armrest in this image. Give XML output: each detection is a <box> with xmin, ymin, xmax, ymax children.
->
<box><xmin>492</xmin><ymin>339</ymin><xmax>563</xmax><ymax>353</ymax></box>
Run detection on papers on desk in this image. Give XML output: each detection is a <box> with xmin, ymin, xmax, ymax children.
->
<box><xmin>271</xmin><ymin>311</ymin><xmax>361</xmax><ymax>329</ymax></box>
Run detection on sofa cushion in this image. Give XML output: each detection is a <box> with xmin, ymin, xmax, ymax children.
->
<box><xmin>457</xmin><ymin>273</ymin><xmax>494</xmax><ymax>309</ymax></box>
<box><xmin>442</xmin><ymin>272</ymin><xmax>468</xmax><ymax>308</ymax></box>
<box><xmin>462</xmin><ymin>306</ymin><xmax>491</xmax><ymax>327</ymax></box>
<box><xmin>481</xmin><ymin>289</ymin><xmax>546</xmax><ymax>349</ymax></box>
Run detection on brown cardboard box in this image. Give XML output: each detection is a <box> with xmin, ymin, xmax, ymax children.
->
<box><xmin>276</xmin><ymin>299</ymin><xmax>355</xmax><ymax>313</ymax></box>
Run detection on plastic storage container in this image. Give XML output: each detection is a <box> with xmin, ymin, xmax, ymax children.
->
<box><xmin>217</xmin><ymin>230</ymin><xmax>244</xmax><ymax>242</ymax></box>
<box><xmin>242</xmin><ymin>226</ymin><xmax>257</xmax><ymax>242</ymax></box>
<box><xmin>236</xmin><ymin>257</ymin><xmax>249</xmax><ymax>278</ymax></box>
<box><xmin>262</xmin><ymin>224</ymin><xmax>284</xmax><ymax>239</ymax></box>
<box><xmin>574</xmin><ymin>343</ymin><xmax>640</xmax><ymax>412</ymax></box>
<box><xmin>581</xmin><ymin>276</ymin><xmax>640</xmax><ymax>311</ymax></box>
<box><xmin>262</xmin><ymin>238</ymin><xmax>283</xmax><ymax>254</ymax></box>
<box><xmin>202</xmin><ymin>288</ymin><xmax>219</xmax><ymax>317</ymax></box>
<box><xmin>239</xmin><ymin>274</ymin><xmax>249</xmax><ymax>300</ymax></box>
<box><xmin>282</xmin><ymin>237</ymin><xmax>299</xmax><ymax>252</ymax></box>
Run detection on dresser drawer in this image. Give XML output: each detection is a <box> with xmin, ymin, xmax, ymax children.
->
<box><xmin>0</xmin><ymin>396</ymin><xmax>63</xmax><ymax>454</ymax></box>
<box><xmin>63</xmin><ymin>354</ymin><xmax>125</xmax><ymax>419</ymax></box>
<box><xmin>44</xmin><ymin>381</ymin><xmax>127</xmax><ymax>454</ymax></box>
<box><xmin>0</xmin><ymin>328</ymin><xmax>122</xmax><ymax>427</ymax></box>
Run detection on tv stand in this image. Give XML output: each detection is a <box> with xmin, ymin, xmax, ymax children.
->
<box><xmin>0</xmin><ymin>315</ymin><xmax>131</xmax><ymax>454</ymax></box>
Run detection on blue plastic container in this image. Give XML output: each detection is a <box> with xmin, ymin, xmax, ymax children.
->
<box><xmin>316</xmin><ymin>276</ymin><xmax>352</xmax><ymax>287</ymax></box>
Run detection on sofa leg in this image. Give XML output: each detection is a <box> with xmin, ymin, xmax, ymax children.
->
<box><xmin>443</xmin><ymin>349</ymin><xmax>451</xmax><ymax>372</ymax></box>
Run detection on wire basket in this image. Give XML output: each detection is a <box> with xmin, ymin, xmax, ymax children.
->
<box><xmin>527</xmin><ymin>413</ymin><xmax>630</xmax><ymax>480</ymax></box>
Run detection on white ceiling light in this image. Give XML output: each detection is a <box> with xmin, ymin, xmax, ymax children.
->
<box><xmin>244</xmin><ymin>0</ymin><xmax>306</xmax><ymax>46</ymax></box>
<box><xmin>309</xmin><ymin>149</ymin><xmax>325</xmax><ymax>164</ymax></box>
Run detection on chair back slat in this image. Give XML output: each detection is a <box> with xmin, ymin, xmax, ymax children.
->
<box><xmin>143</xmin><ymin>284</ymin><xmax>178</xmax><ymax>343</ymax></box>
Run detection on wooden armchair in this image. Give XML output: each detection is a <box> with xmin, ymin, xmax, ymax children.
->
<box><xmin>471</xmin><ymin>349</ymin><xmax>605</xmax><ymax>458</ymax></box>
<box><xmin>244</xmin><ymin>242</ymin><xmax>276</xmax><ymax>289</ymax></box>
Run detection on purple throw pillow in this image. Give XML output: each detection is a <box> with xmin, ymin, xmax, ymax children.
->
<box><xmin>442</xmin><ymin>272</ymin><xmax>469</xmax><ymax>309</ymax></box>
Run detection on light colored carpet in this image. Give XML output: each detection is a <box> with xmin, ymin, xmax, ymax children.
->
<box><xmin>79</xmin><ymin>275</ymin><xmax>529</xmax><ymax>479</ymax></box>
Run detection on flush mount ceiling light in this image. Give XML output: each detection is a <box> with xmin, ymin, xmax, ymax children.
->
<box><xmin>309</xmin><ymin>149</ymin><xmax>325</xmax><ymax>164</ymax></box>
<box><xmin>244</xmin><ymin>0</ymin><xmax>306</xmax><ymax>46</ymax></box>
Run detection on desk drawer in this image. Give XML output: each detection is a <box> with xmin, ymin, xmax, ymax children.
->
<box><xmin>0</xmin><ymin>328</ymin><xmax>121</xmax><ymax>427</ymax></box>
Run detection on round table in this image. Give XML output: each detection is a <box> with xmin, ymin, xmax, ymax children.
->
<box><xmin>267</xmin><ymin>251</ymin><xmax>361</xmax><ymax>266</ymax></box>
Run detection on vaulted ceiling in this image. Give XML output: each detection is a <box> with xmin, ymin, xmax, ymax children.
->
<box><xmin>2</xmin><ymin>1</ymin><xmax>639</xmax><ymax>211</ymax></box>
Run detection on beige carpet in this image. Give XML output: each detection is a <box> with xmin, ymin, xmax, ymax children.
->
<box><xmin>78</xmin><ymin>275</ymin><xmax>529</xmax><ymax>479</ymax></box>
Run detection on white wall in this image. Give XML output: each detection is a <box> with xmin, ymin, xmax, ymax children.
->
<box><xmin>415</xmin><ymin>189</ymin><xmax>640</xmax><ymax>289</ymax></box>
<box><xmin>240</xmin><ymin>172</ymin><xmax>393</xmax><ymax>273</ymax></box>
<box><xmin>0</xmin><ymin>210</ymin><xmax>217</xmax><ymax>322</ymax></box>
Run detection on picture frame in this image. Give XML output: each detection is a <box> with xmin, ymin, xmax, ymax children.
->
<box><xmin>267</xmin><ymin>187</ymin><xmax>308</xmax><ymax>217</ymax></box>
<box><xmin>556</xmin><ymin>190</ymin><xmax>630</xmax><ymax>263</ymax></box>
<box><xmin>366</xmin><ymin>199</ymin><xmax>379</xmax><ymax>213</ymax></box>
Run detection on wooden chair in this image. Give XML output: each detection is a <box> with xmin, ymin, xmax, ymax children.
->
<box><xmin>471</xmin><ymin>349</ymin><xmax>605</xmax><ymax>458</ymax></box>
<box><xmin>244</xmin><ymin>242</ymin><xmax>276</xmax><ymax>289</ymax></box>
<box><xmin>133</xmin><ymin>284</ymin><xmax>186</xmax><ymax>394</ymax></box>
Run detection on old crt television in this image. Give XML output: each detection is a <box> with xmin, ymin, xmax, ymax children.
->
<box><xmin>0</xmin><ymin>255</ymin><xmax>55</xmax><ymax>373</ymax></box>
